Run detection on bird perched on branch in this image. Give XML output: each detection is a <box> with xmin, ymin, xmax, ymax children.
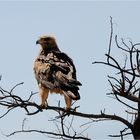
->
<box><xmin>33</xmin><ymin>35</ymin><xmax>82</xmax><ymax>110</ymax></box>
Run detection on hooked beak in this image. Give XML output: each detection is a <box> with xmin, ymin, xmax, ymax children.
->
<box><xmin>36</xmin><ymin>40</ymin><xmax>39</xmax><ymax>44</ymax></box>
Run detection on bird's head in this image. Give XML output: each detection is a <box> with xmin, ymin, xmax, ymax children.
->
<box><xmin>36</xmin><ymin>35</ymin><xmax>58</xmax><ymax>51</ymax></box>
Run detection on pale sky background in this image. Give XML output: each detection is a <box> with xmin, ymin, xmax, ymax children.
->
<box><xmin>0</xmin><ymin>0</ymin><xmax>140</xmax><ymax>140</ymax></box>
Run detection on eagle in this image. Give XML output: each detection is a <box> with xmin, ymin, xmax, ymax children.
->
<box><xmin>33</xmin><ymin>36</ymin><xmax>82</xmax><ymax>110</ymax></box>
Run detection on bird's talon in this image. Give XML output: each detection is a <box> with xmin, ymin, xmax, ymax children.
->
<box><xmin>39</xmin><ymin>103</ymin><xmax>48</xmax><ymax>109</ymax></box>
<box><xmin>64</xmin><ymin>107</ymin><xmax>71</xmax><ymax>112</ymax></box>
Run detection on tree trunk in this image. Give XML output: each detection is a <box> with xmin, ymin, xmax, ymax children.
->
<box><xmin>133</xmin><ymin>117</ymin><xmax>140</xmax><ymax>140</ymax></box>
<box><xmin>133</xmin><ymin>92</ymin><xmax>140</xmax><ymax>140</ymax></box>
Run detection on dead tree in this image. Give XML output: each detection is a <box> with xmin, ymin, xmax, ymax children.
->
<box><xmin>93</xmin><ymin>17</ymin><xmax>140</xmax><ymax>139</ymax></box>
<box><xmin>0</xmin><ymin>17</ymin><xmax>140</xmax><ymax>139</ymax></box>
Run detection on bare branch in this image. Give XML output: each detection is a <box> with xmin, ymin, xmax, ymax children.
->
<box><xmin>107</xmin><ymin>16</ymin><xmax>113</xmax><ymax>63</ymax></box>
<box><xmin>0</xmin><ymin>82</ymin><xmax>133</xmax><ymax>139</ymax></box>
<box><xmin>6</xmin><ymin>129</ymin><xmax>90</xmax><ymax>140</ymax></box>
<box><xmin>109</xmin><ymin>132</ymin><xmax>132</xmax><ymax>138</ymax></box>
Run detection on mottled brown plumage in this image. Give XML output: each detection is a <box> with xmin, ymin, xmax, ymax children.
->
<box><xmin>33</xmin><ymin>36</ymin><xmax>82</xmax><ymax>110</ymax></box>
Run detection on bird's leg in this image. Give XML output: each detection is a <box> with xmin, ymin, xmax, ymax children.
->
<box><xmin>39</xmin><ymin>86</ymin><xmax>49</xmax><ymax>108</ymax></box>
<box><xmin>64</xmin><ymin>95</ymin><xmax>72</xmax><ymax>111</ymax></box>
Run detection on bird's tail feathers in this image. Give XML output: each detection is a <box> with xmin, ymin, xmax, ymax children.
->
<box><xmin>61</xmin><ymin>79</ymin><xmax>81</xmax><ymax>100</ymax></box>
<box><xmin>68</xmin><ymin>79</ymin><xmax>82</xmax><ymax>86</ymax></box>
<box><xmin>64</xmin><ymin>90</ymin><xmax>80</xmax><ymax>100</ymax></box>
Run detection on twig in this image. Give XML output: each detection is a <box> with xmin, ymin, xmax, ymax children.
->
<box><xmin>5</xmin><ymin>129</ymin><xmax>90</xmax><ymax>140</ymax></box>
<box><xmin>107</xmin><ymin>16</ymin><xmax>113</xmax><ymax>63</ymax></box>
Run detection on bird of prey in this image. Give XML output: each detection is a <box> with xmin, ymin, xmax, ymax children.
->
<box><xmin>33</xmin><ymin>36</ymin><xmax>82</xmax><ymax>110</ymax></box>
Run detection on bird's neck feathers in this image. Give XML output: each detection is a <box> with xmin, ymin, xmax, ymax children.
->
<box><xmin>40</xmin><ymin>44</ymin><xmax>60</xmax><ymax>56</ymax></box>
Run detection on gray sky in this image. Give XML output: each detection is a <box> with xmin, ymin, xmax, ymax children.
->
<box><xmin>0</xmin><ymin>1</ymin><xmax>140</xmax><ymax>139</ymax></box>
